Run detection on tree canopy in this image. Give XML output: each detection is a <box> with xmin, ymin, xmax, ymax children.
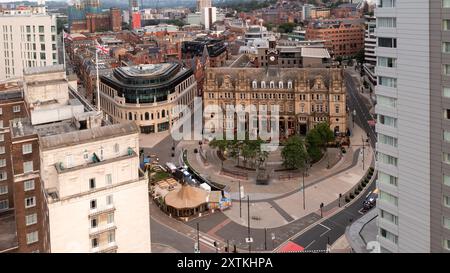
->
<box><xmin>281</xmin><ymin>135</ymin><xmax>308</xmax><ymax>170</ymax></box>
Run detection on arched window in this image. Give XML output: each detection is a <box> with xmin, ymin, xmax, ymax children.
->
<box><xmin>252</xmin><ymin>80</ymin><xmax>257</xmax><ymax>89</ymax></box>
<box><xmin>145</xmin><ymin>112</ymin><xmax>150</xmax><ymax>120</ymax></box>
<box><xmin>287</xmin><ymin>81</ymin><xmax>293</xmax><ymax>89</ymax></box>
<box><xmin>261</xmin><ymin>81</ymin><xmax>266</xmax><ymax>88</ymax></box>
<box><xmin>278</xmin><ymin>81</ymin><xmax>283</xmax><ymax>89</ymax></box>
<box><xmin>270</xmin><ymin>81</ymin><xmax>275</xmax><ymax>89</ymax></box>
<box><xmin>162</xmin><ymin>110</ymin><xmax>165</xmax><ymax>118</ymax></box>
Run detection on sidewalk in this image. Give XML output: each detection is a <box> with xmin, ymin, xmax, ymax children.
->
<box><xmin>184</xmin><ymin>123</ymin><xmax>374</xmax><ymax>229</ymax></box>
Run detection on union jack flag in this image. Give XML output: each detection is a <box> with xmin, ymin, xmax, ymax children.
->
<box><xmin>63</xmin><ymin>31</ymin><xmax>72</xmax><ymax>41</ymax></box>
<box><xmin>95</xmin><ymin>41</ymin><xmax>109</xmax><ymax>55</ymax></box>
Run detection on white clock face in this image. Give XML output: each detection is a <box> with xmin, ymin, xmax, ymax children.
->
<box><xmin>270</xmin><ymin>56</ymin><xmax>276</xmax><ymax>62</ymax></box>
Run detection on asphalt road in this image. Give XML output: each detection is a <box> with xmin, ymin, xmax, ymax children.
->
<box><xmin>290</xmin><ymin>71</ymin><xmax>378</xmax><ymax>252</ymax></box>
<box><xmin>344</xmin><ymin>72</ymin><xmax>377</xmax><ymax>147</ymax></box>
<box><xmin>292</xmin><ymin>182</ymin><xmax>376</xmax><ymax>251</ymax></box>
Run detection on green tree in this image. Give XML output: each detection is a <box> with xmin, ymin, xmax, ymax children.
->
<box><xmin>306</xmin><ymin>123</ymin><xmax>334</xmax><ymax>162</ymax></box>
<box><xmin>277</xmin><ymin>22</ymin><xmax>297</xmax><ymax>33</ymax></box>
<box><xmin>315</xmin><ymin>122</ymin><xmax>335</xmax><ymax>147</ymax></box>
<box><xmin>209</xmin><ymin>139</ymin><xmax>229</xmax><ymax>168</ymax></box>
<box><xmin>281</xmin><ymin>136</ymin><xmax>308</xmax><ymax>170</ymax></box>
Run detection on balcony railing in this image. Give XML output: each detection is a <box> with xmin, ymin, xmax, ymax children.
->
<box><xmin>89</xmin><ymin>204</ymin><xmax>116</xmax><ymax>218</ymax></box>
<box><xmin>89</xmin><ymin>223</ymin><xmax>117</xmax><ymax>237</ymax></box>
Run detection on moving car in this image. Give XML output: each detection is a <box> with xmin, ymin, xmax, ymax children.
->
<box><xmin>362</xmin><ymin>188</ymin><xmax>379</xmax><ymax>211</ymax></box>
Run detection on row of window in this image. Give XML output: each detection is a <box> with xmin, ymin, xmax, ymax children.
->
<box><xmin>252</xmin><ymin>81</ymin><xmax>293</xmax><ymax>89</ymax></box>
<box><xmin>90</xmin><ymin>195</ymin><xmax>114</xmax><ymax>210</ymax></box>
<box><xmin>89</xmin><ymin>174</ymin><xmax>113</xmax><ymax>190</ymax></box>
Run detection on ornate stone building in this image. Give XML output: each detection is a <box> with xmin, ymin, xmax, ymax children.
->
<box><xmin>203</xmin><ymin>67</ymin><xmax>347</xmax><ymax>137</ymax></box>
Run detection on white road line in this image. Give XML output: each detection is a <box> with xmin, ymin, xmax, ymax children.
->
<box><xmin>319</xmin><ymin>223</ymin><xmax>331</xmax><ymax>237</ymax></box>
<box><xmin>304</xmin><ymin>240</ymin><xmax>316</xmax><ymax>250</ymax></box>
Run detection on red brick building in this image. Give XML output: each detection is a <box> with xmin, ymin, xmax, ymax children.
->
<box><xmin>305</xmin><ymin>22</ymin><xmax>364</xmax><ymax>57</ymax></box>
<box><xmin>0</xmin><ymin>81</ymin><xmax>49</xmax><ymax>253</ymax></box>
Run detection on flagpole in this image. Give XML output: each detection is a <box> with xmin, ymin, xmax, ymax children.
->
<box><xmin>96</xmin><ymin>49</ymin><xmax>100</xmax><ymax>112</ymax></box>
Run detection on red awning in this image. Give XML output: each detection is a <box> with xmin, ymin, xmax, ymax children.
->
<box><xmin>277</xmin><ymin>241</ymin><xmax>305</xmax><ymax>253</ymax></box>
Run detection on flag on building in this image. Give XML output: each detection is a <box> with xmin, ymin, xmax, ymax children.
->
<box><xmin>95</xmin><ymin>41</ymin><xmax>109</xmax><ymax>55</ymax></box>
<box><xmin>63</xmin><ymin>31</ymin><xmax>72</xmax><ymax>41</ymax></box>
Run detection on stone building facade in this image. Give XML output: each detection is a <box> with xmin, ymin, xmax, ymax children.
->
<box><xmin>203</xmin><ymin>67</ymin><xmax>347</xmax><ymax>138</ymax></box>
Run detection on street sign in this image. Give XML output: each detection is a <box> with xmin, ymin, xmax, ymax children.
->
<box><xmin>245</xmin><ymin>237</ymin><xmax>253</xmax><ymax>243</ymax></box>
<box><xmin>240</xmin><ymin>186</ymin><xmax>245</xmax><ymax>199</ymax></box>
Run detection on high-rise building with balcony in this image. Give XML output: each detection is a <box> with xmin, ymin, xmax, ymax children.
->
<box><xmin>375</xmin><ymin>0</ymin><xmax>450</xmax><ymax>253</ymax></box>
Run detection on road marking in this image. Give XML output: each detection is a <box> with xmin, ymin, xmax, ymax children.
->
<box><xmin>319</xmin><ymin>223</ymin><xmax>331</xmax><ymax>237</ymax></box>
<box><xmin>304</xmin><ymin>240</ymin><xmax>316</xmax><ymax>250</ymax></box>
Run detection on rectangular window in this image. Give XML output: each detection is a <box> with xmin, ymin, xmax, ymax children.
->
<box><xmin>89</xmin><ymin>178</ymin><xmax>96</xmax><ymax>190</ymax></box>
<box><xmin>13</xmin><ymin>105</ymin><xmax>20</xmax><ymax>113</ymax></box>
<box><xmin>445</xmin><ymin>195</ymin><xmax>450</xmax><ymax>207</ymax></box>
<box><xmin>106</xmin><ymin>195</ymin><xmax>113</xmax><ymax>206</ymax></box>
<box><xmin>108</xmin><ymin>231</ymin><xmax>115</xmax><ymax>244</ymax></box>
<box><xmin>446</xmin><ymin>109</ymin><xmax>450</xmax><ymax>119</ymax></box>
<box><xmin>445</xmin><ymin>131</ymin><xmax>450</xmax><ymax>142</ymax></box>
<box><xmin>0</xmin><ymin>185</ymin><xmax>7</xmax><ymax>194</ymax></box>
<box><xmin>23</xmin><ymin>161</ymin><xmax>33</xmax><ymax>173</ymax></box>
<box><xmin>377</xmin><ymin>95</ymin><xmax>397</xmax><ymax>108</ymax></box>
<box><xmin>24</xmin><ymin>180</ymin><xmax>35</xmax><ymax>191</ymax></box>
<box><xmin>378</xmin><ymin>133</ymin><xmax>398</xmax><ymax>147</ymax></box>
<box><xmin>0</xmin><ymin>199</ymin><xmax>8</xmax><ymax>210</ymax></box>
<box><xmin>91</xmin><ymin>238</ymin><xmax>98</xmax><ymax>248</ymax></box>
<box><xmin>39</xmin><ymin>26</ymin><xmax>44</xmax><ymax>33</ymax></box>
<box><xmin>91</xmin><ymin>218</ymin><xmax>98</xmax><ymax>228</ymax></box>
<box><xmin>0</xmin><ymin>159</ymin><xmax>5</xmax><ymax>167</ymax></box>
<box><xmin>378</xmin><ymin>37</ymin><xmax>397</xmax><ymax>48</ymax></box>
<box><xmin>90</xmin><ymin>199</ymin><xmax>97</xmax><ymax>209</ymax></box>
<box><xmin>106</xmin><ymin>174</ymin><xmax>112</xmax><ymax>185</ymax></box>
<box><xmin>444</xmin><ymin>239</ymin><xmax>450</xmax><ymax>250</ymax></box>
<box><xmin>107</xmin><ymin>213</ymin><xmax>114</xmax><ymax>224</ymax></box>
<box><xmin>378</xmin><ymin>114</ymin><xmax>397</xmax><ymax>128</ymax></box>
<box><xmin>378</xmin><ymin>57</ymin><xmax>396</xmax><ymax>68</ymax></box>
<box><xmin>378</xmin><ymin>153</ymin><xmax>398</xmax><ymax>166</ymax></box>
<box><xmin>444</xmin><ymin>20</ymin><xmax>450</xmax><ymax>31</ymax></box>
<box><xmin>443</xmin><ymin>42</ymin><xmax>450</xmax><ymax>53</ymax></box>
<box><xmin>26</xmin><ymin>231</ymin><xmax>38</xmax><ymax>244</ymax></box>
<box><xmin>444</xmin><ymin>175</ymin><xmax>450</xmax><ymax>186</ymax></box>
<box><xmin>23</xmin><ymin>143</ymin><xmax>32</xmax><ymax>154</ymax></box>
<box><xmin>0</xmin><ymin>171</ymin><xmax>7</xmax><ymax>181</ymax></box>
<box><xmin>378</xmin><ymin>76</ymin><xmax>397</xmax><ymax>88</ymax></box>
<box><xmin>444</xmin><ymin>217</ymin><xmax>450</xmax><ymax>229</ymax></box>
<box><xmin>379</xmin><ymin>228</ymin><xmax>398</xmax><ymax>244</ymax></box>
<box><xmin>25</xmin><ymin>196</ymin><xmax>36</xmax><ymax>208</ymax></box>
<box><xmin>377</xmin><ymin>17</ymin><xmax>396</xmax><ymax>28</ymax></box>
<box><xmin>26</xmin><ymin>213</ymin><xmax>37</xmax><ymax>226</ymax></box>
<box><xmin>379</xmin><ymin>191</ymin><xmax>398</xmax><ymax>206</ymax></box>
<box><xmin>445</xmin><ymin>0</ymin><xmax>450</xmax><ymax>8</ymax></box>
<box><xmin>380</xmin><ymin>210</ymin><xmax>398</xmax><ymax>225</ymax></box>
<box><xmin>0</xmin><ymin>146</ymin><xmax>5</xmax><ymax>154</ymax></box>
<box><xmin>444</xmin><ymin>64</ymin><xmax>450</xmax><ymax>76</ymax></box>
<box><xmin>378</xmin><ymin>0</ymin><xmax>396</xmax><ymax>7</ymax></box>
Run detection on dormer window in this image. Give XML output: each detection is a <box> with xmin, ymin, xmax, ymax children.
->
<box><xmin>252</xmin><ymin>80</ymin><xmax>257</xmax><ymax>89</ymax></box>
<box><xmin>278</xmin><ymin>81</ymin><xmax>283</xmax><ymax>89</ymax></box>
<box><xmin>287</xmin><ymin>81</ymin><xmax>293</xmax><ymax>89</ymax></box>
<box><xmin>261</xmin><ymin>81</ymin><xmax>266</xmax><ymax>88</ymax></box>
<box><xmin>270</xmin><ymin>81</ymin><xmax>275</xmax><ymax>89</ymax></box>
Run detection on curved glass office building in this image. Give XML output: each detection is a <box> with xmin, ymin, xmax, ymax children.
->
<box><xmin>99</xmin><ymin>63</ymin><xmax>197</xmax><ymax>134</ymax></box>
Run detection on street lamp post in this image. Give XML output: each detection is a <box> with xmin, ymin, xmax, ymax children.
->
<box><xmin>264</xmin><ymin>228</ymin><xmax>267</xmax><ymax>251</ymax></box>
<box><xmin>196</xmin><ymin>223</ymin><xmax>200</xmax><ymax>253</ymax></box>
<box><xmin>362</xmin><ymin>136</ymin><xmax>365</xmax><ymax>170</ymax></box>
<box><xmin>247</xmin><ymin>195</ymin><xmax>251</xmax><ymax>253</ymax></box>
<box><xmin>302</xmin><ymin>171</ymin><xmax>306</xmax><ymax>210</ymax></box>
<box><xmin>352</xmin><ymin>110</ymin><xmax>356</xmax><ymax>128</ymax></box>
<box><xmin>338</xmin><ymin>193</ymin><xmax>342</xmax><ymax>207</ymax></box>
<box><xmin>238</xmin><ymin>180</ymin><xmax>242</xmax><ymax>218</ymax></box>
<box><xmin>320</xmin><ymin>202</ymin><xmax>324</xmax><ymax>218</ymax></box>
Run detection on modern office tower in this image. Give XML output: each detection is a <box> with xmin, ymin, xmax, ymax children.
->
<box><xmin>375</xmin><ymin>0</ymin><xmax>450</xmax><ymax>253</ymax></box>
<box><xmin>201</xmin><ymin>6</ymin><xmax>216</xmax><ymax>30</ymax></box>
<box><xmin>0</xmin><ymin>9</ymin><xmax>58</xmax><ymax>80</ymax></box>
